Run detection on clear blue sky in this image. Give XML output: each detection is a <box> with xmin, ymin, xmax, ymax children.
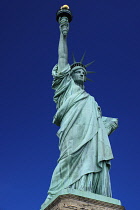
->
<box><xmin>1</xmin><ymin>0</ymin><xmax>140</xmax><ymax>210</ymax></box>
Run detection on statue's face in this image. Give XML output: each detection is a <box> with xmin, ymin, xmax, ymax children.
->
<box><xmin>72</xmin><ymin>68</ymin><xmax>86</xmax><ymax>85</ymax></box>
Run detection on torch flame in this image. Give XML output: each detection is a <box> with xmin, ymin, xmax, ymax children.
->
<box><xmin>60</xmin><ymin>5</ymin><xmax>69</xmax><ymax>10</ymax></box>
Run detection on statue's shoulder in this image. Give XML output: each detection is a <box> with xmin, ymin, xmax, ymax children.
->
<box><xmin>52</xmin><ymin>63</ymin><xmax>71</xmax><ymax>78</ymax></box>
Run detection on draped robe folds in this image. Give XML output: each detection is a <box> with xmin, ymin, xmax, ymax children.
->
<box><xmin>44</xmin><ymin>64</ymin><xmax>118</xmax><ymax>203</ymax></box>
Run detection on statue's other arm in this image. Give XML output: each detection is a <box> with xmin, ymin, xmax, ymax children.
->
<box><xmin>58</xmin><ymin>17</ymin><xmax>69</xmax><ymax>73</ymax></box>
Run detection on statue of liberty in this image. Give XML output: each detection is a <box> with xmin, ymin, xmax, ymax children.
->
<box><xmin>41</xmin><ymin>5</ymin><xmax>118</xmax><ymax>207</ymax></box>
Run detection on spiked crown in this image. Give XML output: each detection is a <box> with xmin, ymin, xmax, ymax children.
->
<box><xmin>71</xmin><ymin>53</ymin><xmax>95</xmax><ymax>81</ymax></box>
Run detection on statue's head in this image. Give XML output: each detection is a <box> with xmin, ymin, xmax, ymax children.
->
<box><xmin>71</xmin><ymin>53</ymin><xmax>95</xmax><ymax>85</ymax></box>
<box><xmin>71</xmin><ymin>66</ymin><xmax>86</xmax><ymax>85</ymax></box>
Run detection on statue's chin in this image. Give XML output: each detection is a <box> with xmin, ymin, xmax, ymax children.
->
<box><xmin>74</xmin><ymin>80</ymin><xmax>84</xmax><ymax>88</ymax></box>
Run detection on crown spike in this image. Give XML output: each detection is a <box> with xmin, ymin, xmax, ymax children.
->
<box><xmin>86</xmin><ymin>77</ymin><xmax>93</xmax><ymax>82</ymax></box>
<box><xmin>86</xmin><ymin>71</ymin><xmax>96</xmax><ymax>74</ymax></box>
<box><xmin>72</xmin><ymin>53</ymin><xmax>76</xmax><ymax>63</ymax></box>
<box><xmin>85</xmin><ymin>60</ymin><xmax>95</xmax><ymax>68</ymax></box>
<box><xmin>80</xmin><ymin>51</ymin><xmax>86</xmax><ymax>63</ymax></box>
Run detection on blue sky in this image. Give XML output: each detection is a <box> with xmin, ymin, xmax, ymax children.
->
<box><xmin>1</xmin><ymin>0</ymin><xmax>140</xmax><ymax>210</ymax></box>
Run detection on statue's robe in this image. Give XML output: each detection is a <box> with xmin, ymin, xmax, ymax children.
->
<box><xmin>44</xmin><ymin>64</ymin><xmax>118</xmax><ymax>203</ymax></box>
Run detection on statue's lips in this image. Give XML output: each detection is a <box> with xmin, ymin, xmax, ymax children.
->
<box><xmin>78</xmin><ymin>77</ymin><xmax>84</xmax><ymax>80</ymax></box>
<box><xmin>75</xmin><ymin>77</ymin><xmax>84</xmax><ymax>82</ymax></box>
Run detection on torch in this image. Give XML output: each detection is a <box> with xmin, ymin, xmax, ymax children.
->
<box><xmin>56</xmin><ymin>5</ymin><xmax>73</xmax><ymax>23</ymax></box>
<box><xmin>56</xmin><ymin>5</ymin><xmax>73</xmax><ymax>36</ymax></box>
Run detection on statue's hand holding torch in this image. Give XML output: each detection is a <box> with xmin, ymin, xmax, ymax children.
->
<box><xmin>59</xmin><ymin>17</ymin><xmax>69</xmax><ymax>36</ymax></box>
<box><xmin>56</xmin><ymin>5</ymin><xmax>72</xmax><ymax>36</ymax></box>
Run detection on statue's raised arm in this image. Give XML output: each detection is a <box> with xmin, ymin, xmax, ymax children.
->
<box><xmin>58</xmin><ymin>17</ymin><xmax>69</xmax><ymax>72</ymax></box>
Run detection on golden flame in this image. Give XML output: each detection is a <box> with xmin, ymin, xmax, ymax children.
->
<box><xmin>60</xmin><ymin>5</ymin><xmax>69</xmax><ymax>10</ymax></box>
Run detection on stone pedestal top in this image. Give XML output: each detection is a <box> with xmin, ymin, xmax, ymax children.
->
<box><xmin>41</xmin><ymin>189</ymin><xmax>125</xmax><ymax>210</ymax></box>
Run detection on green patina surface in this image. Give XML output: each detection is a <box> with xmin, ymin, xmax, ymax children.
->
<box><xmin>40</xmin><ymin>7</ymin><xmax>119</xmax><ymax>210</ymax></box>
